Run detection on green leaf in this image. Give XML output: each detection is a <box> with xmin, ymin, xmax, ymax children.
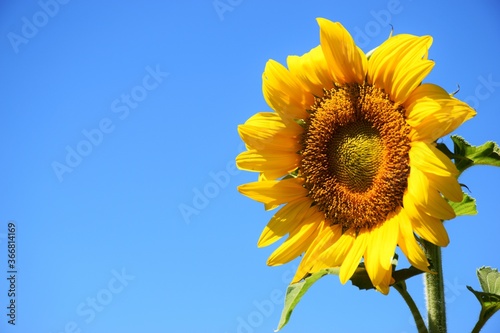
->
<box><xmin>448</xmin><ymin>192</ymin><xmax>477</xmax><ymax>216</ymax></box>
<box><xmin>467</xmin><ymin>266</ymin><xmax>500</xmax><ymax>333</ymax></box>
<box><xmin>276</xmin><ymin>268</ymin><xmax>339</xmax><ymax>331</ymax></box>
<box><xmin>477</xmin><ymin>266</ymin><xmax>500</xmax><ymax>296</ymax></box>
<box><xmin>348</xmin><ymin>263</ymin><xmax>375</xmax><ymax>290</ymax></box>
<box><xmin>436</xmin><ymin>142</ymin><xmax>454</xmax><ymax>160</ymax></box>
<box><xmin>276</xmin><ymin>259</ymin><xmax>425</xmax><ymax>331</ymax></box>
<box><xmin>451</xmin><ymin>135</ymin><xmax>500</xmax><ymax>173</ymax></box>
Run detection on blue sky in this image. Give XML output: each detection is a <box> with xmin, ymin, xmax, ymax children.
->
<box><xmin>1</xmin><ymin>1</ymin><xmax>500</xmax><ymax>332</ymax></box>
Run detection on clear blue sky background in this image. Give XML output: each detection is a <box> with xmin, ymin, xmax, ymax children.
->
<box><xmin>1</xmin><ymin>1</ymin><xmax>500</xmax><ymax>332</ymax></box>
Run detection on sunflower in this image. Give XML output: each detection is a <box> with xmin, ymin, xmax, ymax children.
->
<box><xmin>236</xmin><ymin>18</ymin><xmax>476</xmax><ymax>294</ymax></box>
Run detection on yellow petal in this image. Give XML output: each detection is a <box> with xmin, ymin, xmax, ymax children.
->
<box><xmin>244</xmin><ymin>112</ymin><xmax>286</xmax><ymax>131</ymax></box>
<box><xmin>362</xmin><ymin>215</ymin><xmax>398</xmax><ymax>293</ymax></box>
<box><xmin>425</xmin><ymin>172</ymin><xmax>463</xmax><ymax>202</ymax></box>
<box><xmin>267</xmin><ymin>210</ymin><xmax>323</xmax><ymax>265</ymax></box>
<box><xmin>407</xmin><ymin>97</ymin><xmax>476</xmax><ymax>142</ymax></box>
<box><xmin>413</xmin><ymin>217</ymin><xmax>450</xmax><ymax>247</ymax></box>
<box><xmin>238</xmin><ymin>178</ymin><xmax>307</xmax><ymax>206</ymax></box>
<box><xmin>406</xmin><ymin>84</ymin><xmax>476</xmax><ymax>142</ymax></box>
<box><xmin>376</xmin><ymin>281</ymin><xmax>391</xmax><ymax>295</ymax></box>
<box><xmin>257</xmin><ymin>173</ymin><xmax>280</xmax><ymax>211</ymax></box>
<box><xmin>238</xmin><ymin>128</ymin><xmax>299</xmax><ymax>152</ymax></box>
<box><xmin>368</xmin><ymin>34</ymin><xmax>434</xmax><ymax>103</ymax></box>
<box><xmin>292</xmin><ymin>223</ymin><xmax>342</xmax><ymax>283</ymax></box>
<box><xmin>262</xmin><ymin>60</ymin><xmax>312</xmax><ymax>122</ymax></box>
<box><xmin>340</xmin><ymin>229</ymin><xmax>368</xmax><ymax>284</ymax></box>
<box><xmin>373</xmin><ymin>270</ymin><xmax>393</xmax><ymax>295</ymax></box>
<box><xmin>410</xmin><ymin>141</ymin><xmax>459</xmax><ymax>177</ymax></box>
<box><xmin>364</xmin><ymin>234</ymin><xmax>393</xmax><ymax>295</ymax></box>
<box><xmin>236</xmin><ymin>149</ymin><xmax>300</xmax><ymax>179</ymax></box>
<box><xmin>258</xmin><ymin>198</ymin><xmax>312</xmax><ymax>247</ymax></box>
<box><xmin>317</xmin><ymin>18</ymin><xmax>367</xmax><ymax>84</ymax></box>
<box><xmin>407</xmin><ymin>166</ymin><xmax>456</xmax><ymax>220</ymax></box>
<box><xmin>397</xmin><ymin>207</ymin><xmax>430</xmax><ymax>272</ymax></box>
<box><xmin>287</xmin><ymin>45</ymin><xmax>334</xmax><ymax>97</ymax></box>
<box><xmin>392</xmin><ymin>59</ymin><xmax>434</xmax><ymax>105</ymax></box>
<box><xmin>312</xmin><ymin>228</ymin><xmax>356</xmax><ymax>271</ymax></box>
<box><xmin>405</xmin><ymin>83</ymin><xmax>449</xmax><ymax>110</ymax></box>
<box><xmin>241</xmin><ymin>112</ymin><xmax>303</xmax><ymax>139</ymax></box>
<box><xmin>369</xmin><ymin>35</ymin><xmax>416</xmax><ymax>87</ymax></box>
<box><xmin>404</xmin><ymin>193</ymin><xmax>450</xmax><ymax>246</ymax></box>
<box><xmin>370</xmin><ymin>211</ymin><xmax>400</xmax><ymax>271</ymax></box>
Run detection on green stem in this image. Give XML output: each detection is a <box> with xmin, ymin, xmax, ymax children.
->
<box><xmin>471</xmin><ymin>307</ymin><xmax>500</xmax><ymax>333</ymax></box>
<box><xmin>394</xmin><ymin>282</ymin><xmax>428</xmax><ymax>333</ymax></box>
<box><xmin>471</xmin><ymin>318</ymin><xmax>486</xmax><ymax>333</ymax></box>
<box><xmin>423</xmin><ymin>240</ymin><xmax>447</xmax><ymax>333</ymax></box>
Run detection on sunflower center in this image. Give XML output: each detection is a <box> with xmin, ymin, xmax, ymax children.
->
<box><xmin>328</xmin><ymin>121</ymin><xmax>383</xmax><ymax>192</ymax></box>
<box><xmin>301</xmin><ymin>84</ymin><xmax>411</xmax><ymax>231</ymax></box>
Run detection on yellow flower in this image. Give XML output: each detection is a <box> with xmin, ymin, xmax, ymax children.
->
<box><xmin>236</xmin><ymin>18</ymin><xmax>476</xmax><ymax>294</ymax></box>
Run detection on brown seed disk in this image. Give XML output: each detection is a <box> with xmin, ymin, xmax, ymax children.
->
<box><xmin>301</xmin><ymin>84</ymin><xmax>411</xmax><ymax>230</ymax></box>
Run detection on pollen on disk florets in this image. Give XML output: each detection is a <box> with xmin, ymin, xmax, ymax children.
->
<box><xmin>301</xmin><ymin>84</ymin><xmax>411</xmax><ymax>231</ymax></box>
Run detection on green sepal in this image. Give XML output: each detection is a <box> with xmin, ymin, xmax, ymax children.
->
<box><xmin>349</xmin><ymin>262</ymin><xmax>423</xmax><ymax>291</ymax></box>
<box><xmin>294</xmin><ymin>118</ymin><xmax>307</xmax><ymax>128</ymax></box>
<box><xmin>467</xmin><ymin>267</ymin><xmax>500</xmax><ymax>332</ymax></box>
<box><xmin>448</xmin><ymin>192</ymin><xmax>477</xmax><ymax>216</ymax></box>
<box><xmin>450</xmin><ymin>135</ymin><xmax>500</xmax><ymax>173</ymax></box>
<box><xmin>436</xmin><ymin>141</ymin><xmax>454</xmax><ymax>160</ymax></box>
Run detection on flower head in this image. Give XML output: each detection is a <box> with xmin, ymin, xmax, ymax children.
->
<box><xmin>236</xmin><ymin>18</ymin><xmax>475</xmax><ymax>294</ymax></box>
